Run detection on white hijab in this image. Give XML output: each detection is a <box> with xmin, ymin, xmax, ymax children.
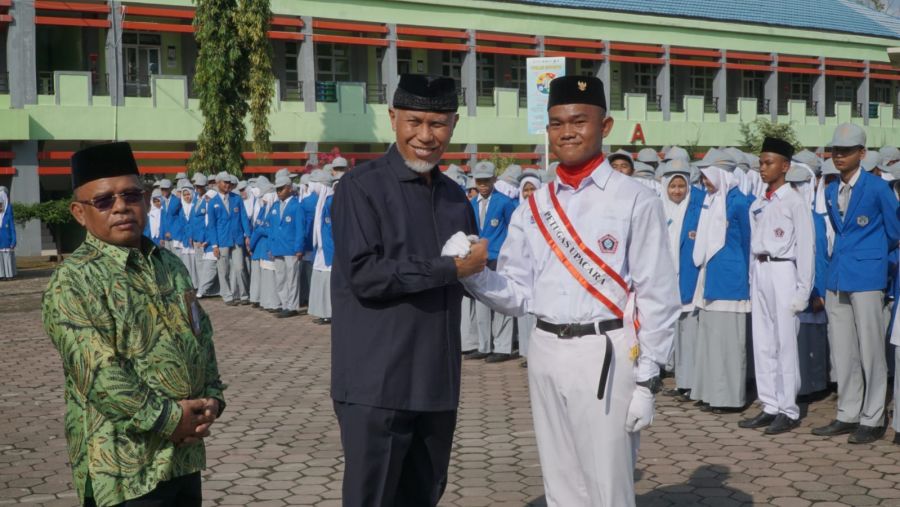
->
<box><xmin>181</xmin><ymin>192</ymin><xmax>193</xmax><ymax>219</ymax></box>
<box><xmin>203</xmin><ymin>190</ymin><xmax>217</xmax><ymax>226</ymax></box>
<box><xmin>311</xmin><ymin>182</ymin><xmax>334</xmax><ymax>253</ymax></box>
<box><xmin>792</xmin><ymin>163</ymin><xmax>816</xmax><ymax>210</ymax></box>
<box><xmin>693</xmin><ymin>166</ymin><xmax>737</xmax><ymax>267</ymax></box>
<box><xmin>517</xmin><ymin>176</ymin><xmax>541</xmax><ymax>202</ymax></box>
<box><xmin>0</xmin><ymin>188</ymin><xmax>8</xmax><ymax>225</ymax></box>
<box><xmin>662</xmin><ymin>173</ymin><xmax>691</xmax><ymax>274</ymax></box>
<box><xmin>494</xmin><ymin>179</ymin><xmax>519</xmax><ymax>200</ymax></box>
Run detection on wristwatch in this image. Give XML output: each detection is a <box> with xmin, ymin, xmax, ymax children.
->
<box><xmin>636</xmin><ymin>376</ymin><xmax>662</xmax><ymax>394</ymax></box>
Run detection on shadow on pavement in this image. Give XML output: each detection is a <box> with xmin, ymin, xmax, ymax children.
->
<box><xmin>637</xmin><ymin>464</ymin><xmax>753</xmax><ymax>506</ymax></box>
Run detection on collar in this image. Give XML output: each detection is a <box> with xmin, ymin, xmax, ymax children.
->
<box><xmin>84</xmin><ymin>232</ymin><xmax>157</xmax><ymax>268</ymax></box>
<box><xmin>840</xmin><ymin>167</ymin><xmax>862</xmax><ymax>189</ymax></box>
<box><xmin>765</xmin><ymin>183</ymin><xmax>791</xmax><ymax>201</ymax></box>
<box><xmin>477</xmin><ymin>191</ymin><xmax>493</xmax><ymax>202</ymax></box>
<box><xmin>555</xmin><ymin>158</ymin><xmax>614</xmax><ymax>192</ymax></box>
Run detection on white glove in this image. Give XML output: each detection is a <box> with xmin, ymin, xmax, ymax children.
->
<box><xmin>624</xmin><ymin>386</ymin><xmax>655</xmax><ymax>433</ymax></box>
<box><xmin>441</xmin><ymin>231</ymin><xmax>472</xmax><ymax>258</ymax></box>
<box><xmin>790</xmin><ymin>298</ymin><xmax>809</xmax><ymax>314</ymax></box>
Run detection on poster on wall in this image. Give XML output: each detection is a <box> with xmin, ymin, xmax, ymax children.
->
<box><xmin>525</xmin><ymin>57</ymin><xmax>566</xmax><ymax>135</ymax></box>
<box><xmin>167</xmin><ymin>46</ymin><xmax>177</xmax><ymax>69</ymax></box>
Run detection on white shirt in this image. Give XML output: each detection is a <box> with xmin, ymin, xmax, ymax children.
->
<box><xmin>750</xmin><ymin>184</ymin><xmax>815</xmax><ymax>307</ymax></box>
<box><xmin>838</xmin><ymin>167</ymin><xmax>861</xmax><ymax>215</ymax></box>
<box><xmin>463</xmin><ymin>160</ymin><xmax>681</xmax><ymax>380</ymax></box>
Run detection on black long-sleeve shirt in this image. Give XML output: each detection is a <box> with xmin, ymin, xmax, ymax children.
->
<box><xmin>330</xmin><ymin>146</ymin><xmax>478</xmax><ymax>412</ymax></box>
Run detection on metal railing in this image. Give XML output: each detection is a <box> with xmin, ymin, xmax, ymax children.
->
<box><xmin>0</xmin><ymin>72</ymin><xmax>8</xmax><ymax>94</ymax></box>
<box><xmin>457</xmin><ymin>87</ymin><xmax>467</xmax><ymax>106</ymax></box>
<box><xmin>315</xmin><ymin>81</ymin><xmax>338</xmax><ymax>102</ymax></box>
<box><xmin>38</xmin><ymin>71</ymin><xmax>54</xmax><ymax>95</ymax></box>
<box><xmin>704</xmin><ymin>96</ymin><xmax>718</xmax><ymax>114</ymax></box>
<box><xmin>281</xmin><ymin>79</ymin><xmax>303</xmax><ymax>102</ymax></box>
<box><xmin>806</xmin><ymin>101</ymin><xmax>818</xmax><ymax>117</ymax></box>
<box><xmin>366</xmin><ymin>83</ymin><xmax>387</xmax><ymax>104</ymax></box>
<box><xmin>853</xmin><ymin>102</ymin><xmax>863</xmax><ymax>118</ymax></box>
<box><xmin>124</xmin><ymin>75</ymin><xmax>152</xmax><ymax>98</ymax></box>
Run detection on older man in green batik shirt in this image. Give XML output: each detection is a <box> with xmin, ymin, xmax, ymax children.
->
<box><xmin>42</xmin><ymin>142</ymin><xmax>226</xmax><ymax>507</ymax></box>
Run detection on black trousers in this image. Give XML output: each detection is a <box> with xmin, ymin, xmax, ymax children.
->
<box><xmin>84</xmin><ymin>472</ymin><xmax>201</xmax><ymax>507</ymax></box>
<box><xmin>333</xmin><ymin>401</ymin><xmax>456</xmax><ymax>507</ymax></box>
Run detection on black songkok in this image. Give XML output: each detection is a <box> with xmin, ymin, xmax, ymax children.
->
<box><xmin>547</xmin><ymin>75</ymin><xmax>607</xmax><ymax>111</ymax></box>
<box><xmin>392</xmin><ymin>74</ymin><xmax>458</xmax><ymax>113</ymax></box>
<box><xmin>761</xmin><ymin>137</ymin><xmax>795</xmax><ymax>161</ymax></box>
<box><xmin>71</xmin><ymin>142</ymin><xmax>140</xmax><ymax>189</ymax></box>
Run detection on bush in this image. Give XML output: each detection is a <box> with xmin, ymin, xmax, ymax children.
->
<box><xmin>739</xmin><ymin>118</ymin><xmax>804</xmax><ymax>153</ymax></box>
<box><xmin>11</xmin><ymin>199</ymin><xmax>75</xmax><ymax>261</ymax></box>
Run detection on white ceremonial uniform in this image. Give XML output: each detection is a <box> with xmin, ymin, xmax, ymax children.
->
<box><xmin>464</xmin><ymin>160</ymin><xmax>680</xmax><ymax>507</ymax></box>
<box><xmin>749</xmin><ymin>184</ymin><xmax>815</xmax><ymax>420</ymax></box>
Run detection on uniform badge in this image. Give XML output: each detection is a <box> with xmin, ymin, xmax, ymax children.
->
<box><xmin>774</xmin><ymin>228</ymin><xmax>784</xmax><ymax>238</ymax></box>
<box><xmin>490</xmin><ymin>218</ymin><xmax>500</xmax><ymax>227</ymax></box>
<box><xmin>233</xmin><ymin>207</ymin><xmax>239</xmax><ymax>213</ymax></box>
<box><xmin>688</xmin><ymin>231</ymin><xmax>697</xmax><ymax>240</ymax></box>
<box><xmin>598</xmin><ymin>234</ymin><xmax>618</xmax><ymax>254</ymax></box>
<box><xmin>325</xmin><ymin>217</ymin><xmax>332</xmax><ymax>224</ymax></box>
<box><xmin>857</xmin><ymin>215</ymin><xmax>869</xmax><ymax>227</ymax></box>
<box><xmin>578</xmin><ymin>80</ymin><xmax>588</xmax><ymax>92</ymax></box>
<box><xmin>629</xmin><ymin>344</ymin><xmax>640</xmax><ymax>363</ymax></box>
<box><xmin>213</xmin><ymin>204</ymin><xmax>219</xmax><ymax>208</ymax></box>
<box><xmin>285</xmin><ymin>216</ymin><xmax>292</xmax><ymax>223</ymax></box>
<box><xmin>529</xmin><ymin>215</ymin><xmax>536</xmax><ymax>225</ymax></box>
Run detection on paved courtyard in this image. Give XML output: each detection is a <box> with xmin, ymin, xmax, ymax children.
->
<box><xmin>4</xmin><ymin>269</ymin><xmax>900</xmax><ymax>506</ymax></box>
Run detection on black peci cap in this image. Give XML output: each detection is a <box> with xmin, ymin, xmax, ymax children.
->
<box><xmin>392</xmin><ymin>74</ymin><xmax>459</xmax><ymax>113</ymax></box>
<box><xmin>70</xmin><ymin>142</ymin><xmax>140</xmax><ymax>189</ymax></box>
<box><xmin>547</xmin><ymin>75</ymin><xmax>607</xmax><ymax>111</ymax></box>
<box><xmin>761</xmin><ymin>137</ymin><xmax>795</xmax><ymax>160</ymax></box>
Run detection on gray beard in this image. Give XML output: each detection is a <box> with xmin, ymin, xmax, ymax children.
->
<box><xmin>403</xmin><ymin>158</ymin><xmax>435</xmax><ymax>174</ymax></box>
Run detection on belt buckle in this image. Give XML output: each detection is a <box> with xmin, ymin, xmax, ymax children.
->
<box><xmin>557</xmin><ymin>324</ymin><xmax>571</xmax><ymax>338</ymax></box>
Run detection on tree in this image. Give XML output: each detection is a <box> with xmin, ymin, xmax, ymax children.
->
<box><xmin>238</xmin><ymin>0</ymin><xmax>275</xmax><ymax>155</ymax></box>
<box><xmin>855</xmin><ymin>0</ymin><xmax>888</xmax><ymax>12</ymax></box>
<box><xmin>487</xmin><ymin>147</ymin><xmax>515</xmax><ymax>175</ymax></box>
<box><xmin>189</xmin><ymin>0</ymin><xmax>251</xmax><ymax>177</ymax></box>
<box><xmin>739</xmin><ymin>118</ymin><xmax>804</xmax><ymax>154</ymax></box>
<box><xmin>12</xmin><ymin>200</ymin><xmax>76</xmax><ymax>262</ymax></box>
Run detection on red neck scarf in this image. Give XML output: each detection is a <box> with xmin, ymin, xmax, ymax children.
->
<box><xmin>557</xmin><ymin>153</ymin><xmax>606</xmax><ymax>189</ymax></box>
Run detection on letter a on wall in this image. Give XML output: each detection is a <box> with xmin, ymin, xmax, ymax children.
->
<box><xmin>630</xmin><ymin>123</ymin><xmax>646</xmax><ymax>145</ymax></box>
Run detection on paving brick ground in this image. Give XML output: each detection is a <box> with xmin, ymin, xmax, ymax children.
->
<box><xmin>3</xmin><ymin>270</ymin><xmax>900</xmax><ymax>506</ymax></box>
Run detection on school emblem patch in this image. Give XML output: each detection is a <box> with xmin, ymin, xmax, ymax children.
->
<box><xmin>774</xmin><ymin>228</ymin><xmax>784</xmax><ymax>238</ymax></box>
<box><xmin>688</xmin><ymin>230</ymin><xmax>697</xmax><ymax>240</ymax></box>
<box><xmin>857</xmin><ymin>215</ymin><xmax>869</xmax><ymax>227</ymax></box>
<box><xmin>233</xmin><ymin>207</ymin><xmax>239</xmax><ymax>214</ymax></box>
<box><xmin>325</xmin><ymin>217</ymin><xmax>332</xmax><ymax>224</ymax></box>
<box><xmin>285</xmin><ymin>216</ymin><xmax>292</xmax><ymax>223</ymax></box>
<box><xmin>490</xmin><ymin>218</ymin><xmax>500</xmax><ymax>227</ymax></box>
<box><xmin>598</xmin><ymin>234</ymin><xmax>618</xmax><ymax>254</ymax></box>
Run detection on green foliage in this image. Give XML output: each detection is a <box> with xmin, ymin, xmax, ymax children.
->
<box><xmin>487</xmin><ymin>147</ymin><xmax>515</xmax><ymax>175</ymax></box>
<box><xmin>11</xmin><ymin>200</ymin><xmax>74</xmax><ymax>226</ymax></box>
<box><xmin>238</xmin><ymin>0</ymin><xmax>275</xmax><ymax>154</ymax></box>
<box><xmin>739</xmin><ymin>118</ymin><xmax>804</xmax><ymax>154</ymax></box>
<box><xmin>190</xmin><ymin>0</ymin><xmax>251</xmax><ymax>177</ymax></box>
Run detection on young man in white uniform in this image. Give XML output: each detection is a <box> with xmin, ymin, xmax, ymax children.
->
<box><xmin>740</xmin><ymin>137</ymin><xmax>814</xmax><ymax>435</ymax></box>
<box><xmin>453</xmin><ymin>76</ymin><xmax>680</xmax><ymax>507</ymax></box>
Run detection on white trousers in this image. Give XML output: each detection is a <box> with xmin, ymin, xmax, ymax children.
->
<box><xmin>473</xmin><ymin>300</ymin><xmax>514</xmax><ymax>354</ymax></box>
<box><xmin>673</xmin><ymin>311</ymin><xmax>699</xmax><ymax>391</ymax></box>
<box><xmin>275</xmin><ymin>256</ymin><xmax>301</xmax><ymax>312</ymax></box>
<box><xmin>528</xmin><ymin>327</ymin><xmax>637</xmax><ymax>507</ymax></box>
<box><xmin>179</xmin><ymin>251</ymin><xmax>198</xmax><ymax>289</ymax></box>
<box><xmin>460</xmin><ymin>296</ymin><xmax>479</xmax><ymax>352</ymax></box>
<box><xmin>750</xmin><ymin>260</ymin><xmax>801</xmax><ymax>419</ymax></box>
<box><xmin>197</xmin><ymin>257</ymin><xmax>219</xmax><ymax>298</ymax></box>
<box><xmin>249</xmin><ymin>260</ymin><xmax>262</xmax><ymax>303</ymax></box>
<box><xmin>517</xmin><ymin>314</ymin><xmax>537</xmax><ymax>358</ymax></box>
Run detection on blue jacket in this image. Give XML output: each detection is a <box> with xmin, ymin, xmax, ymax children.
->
<box><xmin>677</xmin><ymin>186</ymin><xmax>705</xmax><ymax>305</ymax></box>
<box><xmin>208</xmin><ymin>192</ymin><xmax>250</xmax><ymax>249</ymax></box>
<box><xmin>703</xmin><ymin>188</ymin><xmax>753</xmax><ymax>301</ymax></box>
<box><xmin>811</xmin><ymin>212</ymin><xmax>830</xmax><ymax>301</ymax></box>
<box><xmin>168</xmin><ymin>200</ymin><xmax>190</xmax><ymax>245</ymax></box>
<box><xmin>824</xmin><ymin>169</ymin><xmax>900</xmax><ymax>292</ymax></box>
<box><xmin>301</xmin><ymin>193</ymin><xmax>319</xmax><ymax>255</ymax></box>
<box><xmin>269</xmin><ymin>197</ymin><xmax>306</xmax><ymax>257</ymax></box>
<box><xmin>321</xmin><ymin>195</ymin><xmax>335</xmax><ymax>267</ymax></box>
<box><xmin>189</xmin><ymin>198</ymin><xmax>214</xmax><ymax>253</ymax></box>
<box><xmin>249</xmin><ymin>204</ymin><xmax>273</xmax><ymax>261</ymax></box>
<box><xmin>471</xmin><ymin>191</ymin><xmax>517</xmax><ymax>261</ymax></box>
<box><xmin>164</xmin><ymin>197</ymin><xmax>182</xmax><ymax>241</ymax></box>
<box><xmin>143</xmin><ymin>211</ymin><xmax>163</xmax><ymax>246</ymax></box>
<box><xmin>0</xmin><ymin>206</ymin><xmax>15</xmax><ymax>249</ymax></box>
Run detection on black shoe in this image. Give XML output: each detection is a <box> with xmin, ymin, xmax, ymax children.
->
<box><xmin>675</xmin><ymin>391</ymin><xmax>693</xmax><ymax>402</ymax></box>
<box><xmin>313</xmin><ymin>318</ymin><xmax>332</xmax><ymax>325</ymax></box>
<box><xmin>485</xmin><ymin>353</ymin><xmax>514</xmax><ymax>363</ymax></box>
<box><xmin>251</xmin><ymin>303</ymin><xmax>260</xmax><ymax>308</ymax></box>
<box><xmin>240</xmin><ymin>300</ymin><xmax>251</xmax><ymax>306</ymax></box>
<box><xmin>848</xmin><ymin>424</ymin><xmax>886</xmax><ymax>444</ymax></box>
<box><xmin>276</xmin><ymin>310</ymin><xmax>299</xmax><ymax>318</ymax></box>
<box><xmin>711</xmin><ymin>406</ymin><xmax>745</xmax><ymax>415</ymax></box>
<box><xmin>812</xmin><ymin>419</ymin><xmax>859</xmax><ymax>437</ymax></box>
<box><xmin>764</xmin><ymin>414</ymin><xmax>801</xmax><ymax>435</ymax></box>
<box><xmin>662</xmin><ymin>388</ymin><xmax>682</xmax><ymax>397</ymax></box>
<box><xmin>266</xmin><ymin>308</ymin><xmax>282</xmax><ymax>314</ymax></box>
<box><xmin>738</xmin><ymin>411</ymin><xmax>777</xmax><ymax>429</ymax></box>
<box><xmin>298</xmin><ymin>308</ymin><xmax>309</xmax><ymax>316</ymax></box>
<box><xmin>520</xmin><ymin>360</ymin><xmax>528</xmax><ymax>368</ymax></box>
<box><xmin>465</xmin><ymin>351</ymin><xmax>490</xmax><ymax>360</ymax></box>
<box><xmin>461</xmin><ymin>349</ymin><xmax>478</xmax><ymax>356</ymax></box>
<box><xmin>893</xmin><ymin>432</ymin><xmax>900</xmax><ymax>445</ymax></box>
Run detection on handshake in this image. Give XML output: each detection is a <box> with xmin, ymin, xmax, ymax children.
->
<box><xmin>442</xmin><ymin>231</ymin><xmax>489</xmax><ymax>279</ymax></box>
<box><xmin>170</xmin><ymin>398</ymin><xmax>221</xmax><ymax>448</ymax></box>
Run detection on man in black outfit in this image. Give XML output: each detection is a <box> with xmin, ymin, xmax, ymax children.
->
<box><xmin>330</xmin><ymin>74</ymin><xmax>488</xmax><ymax>506</ymax></box>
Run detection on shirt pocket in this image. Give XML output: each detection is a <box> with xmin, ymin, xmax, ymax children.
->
<box><xmin>855</xmin><ymin>248</ymin><xmax>884</xmax><ymax>261</ymax></box>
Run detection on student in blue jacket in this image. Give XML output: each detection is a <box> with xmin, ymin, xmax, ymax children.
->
<box><xmin>269</xmin><ymin>176</ymin><xmax>307</xmax><ymax>318</ymax></box>
<box><xmin>660</xmin><ymin>159</ymin><xmax>705</xmax><ymax>401</ymax></box>
<box><xmin>0</xmin><ymin>187</ymin><xmax>16</xmax><ymax>280</ymax></box>
<box><xmin>249</xmin><ymin>183</ymin><xmax>281</xmax><ymax>312</ymax></box>
<box><xmin>466</xmin><ymin>161</ymin><xmax>518</xmax><ymax>363</ymax></box>
<box><xmin>192</xmin><ymin>187</ymin><xmax>220</xmax><ymax>299</ymax></box>
<box><xmin>814</xmin><ymin>123</ymin><xmax>900</xmax><ymax>444</ymax></box>
<box><xmin>690</xmin><ymin>165</ymin><xmax>754</xmax><ymax>413</ymax></box>
<box><xmin>308</xmin><ymin>169</ymin><xmax>335</xmax><ymax>324</ymax></box>
<box><xmin>144</xmin><ymin>190</ymin><xmax>164</xmax><ymax>246</ymax></box>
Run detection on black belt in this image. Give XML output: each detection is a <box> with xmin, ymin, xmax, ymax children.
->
<box><xmin>756</xmin><ymin>254</ymin><xmax>791</xmax><ymax>263</ymax></box>
<box><xmin>536</xmin><ymin>319</ymin><xmax>623</xmax><ymax>401</ymax></box>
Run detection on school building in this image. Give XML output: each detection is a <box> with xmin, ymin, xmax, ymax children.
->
<box><xmin>2</xmin><ymin>0</ymin><xmax>900</xmax><ymax>254</ymax></box>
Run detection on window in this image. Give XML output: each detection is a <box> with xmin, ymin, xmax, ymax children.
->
<box><xmin>632</xmin><ymin>63</ymin><xmax>657</xmax><ymax>97</ymax></box>
<box><xmin>477</xmin><ymin>53</ymin><xmax>495</xmax><ymax>97</ymax></box>
<box><xmin>398</xmin><ymin>48</ymin><xmax>412</xmax><ymax>76</ymax></box>
<box><xmin>873</xmin><ymin>80</ymin><xmax>893</xmax><ymax>104</ymax></box>
<box><xmin>441</xmin><ymin>51</ymin><xmax>463</xmax><ymax>82</ymax></box>
<box><xmin>834</xmin><ymin>78</ymin><xmax>856</xmax><ymax>103</ymax></box>
<box><xmin>316</xmin><ymin>43</ymin><xmax>351</xmax><ymax>82</ymax></box>
<box><xmin>741</xmin><ymin>71</ymin><xmax>764</xmax><ymax>98</ymax></box>
<box><xmin>790</xmin><ymin>74</ymin><xmax>813</xmax><ymax>101</ymax></box>
<box><xmin>509</xmin><ymin>56</ymin><xmax>526</xmax><ymax>94</ymax></box>
<box><xmin>689</xmin><ymin>67</ymin><xmax>714</xmax><ymax>99</ymax></box>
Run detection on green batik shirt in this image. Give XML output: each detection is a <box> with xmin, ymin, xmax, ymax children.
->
<box><xmin>42</xmin><ymin>233</ymin><xmax>226</xmax><ymax>507</ymax></box>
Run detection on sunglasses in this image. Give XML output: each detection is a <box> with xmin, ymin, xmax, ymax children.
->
<box><xmin>76</xmin><ymin>189</ymin><xmax>146</xmax><ymax>212</ymax></box>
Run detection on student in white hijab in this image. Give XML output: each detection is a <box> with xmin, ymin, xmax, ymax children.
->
<box><xmin>690</xmin><ymin>166</ymin><xmax>754</xmax><ymax>413</ymax></box>
<box><xmin>660</xmin><ymin>159</ymin><xmax>706</xmax><ymax>401</ymax></box>
<box><xmin>308</xmin><ymin>170</ymin><xmax>335</xmax><ymax>324</ymax></box>
<box><xmin>146</xmin><ymin>190</ymin><xmax>163</xmax><ymax>245</ymax></box>
<box><xmin>0</xmin><ymin>186</ymin><xmax>16</xmax><ymax>280</ymax></box>
<box><xmin>511</xmin><ymin>173</ymin><xmax>542</xmax><ymax>367</ymax></box>
<box><xmin>177</xmin><ymin>181</ymin><xmax>198</xmax><ymax>287</ymax></box>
